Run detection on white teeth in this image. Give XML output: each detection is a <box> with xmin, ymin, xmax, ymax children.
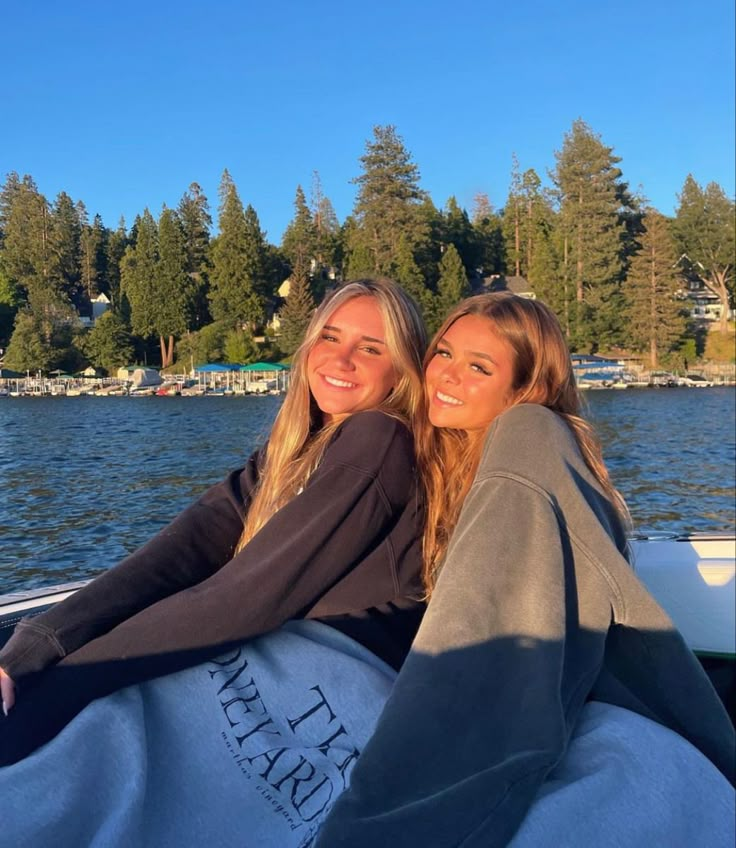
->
<box><xmin>324</xmin><ymin>375</ymin><xmax>357</xmax><ymax>388</ymax></box>
<box><xmin>436</xmin><ymin>391</ymin><xmax>463</xmax><ymax>406</ymax></box>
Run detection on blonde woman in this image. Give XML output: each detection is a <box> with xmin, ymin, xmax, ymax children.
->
<box><xmin>0</xmin><ymin>279</ymin><xmax>428</xmax><ymax>847</ymax></box>
<box><xmin>317</xmin><ymin>293</ymin><xmax>735</xmax><ymax>848</ymax></box>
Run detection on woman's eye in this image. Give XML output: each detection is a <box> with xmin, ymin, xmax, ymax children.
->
<box><xmin>434</xmin><ymin>348</ymin><xmax>451</xmax><ymax>359</ymax></box>
<box><xmin>321</xmin><ymin>333</ymin><xmax>338</xmax><ymax>342</ymax></box>
<box><xmin>362</xmin><ymin>346</ymin><xmax>381</xmax><ymax>356</ymax></box>
<box><xmin>471</xmin><ymin>363</ymin><xmax>491</xmax><ymax>376</ymax></box>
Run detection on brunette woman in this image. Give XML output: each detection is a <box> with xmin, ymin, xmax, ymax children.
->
<box><xmin>317</xmin><ymin>292</ymin><xmax>735</xmax><ymax>848</ymax></box>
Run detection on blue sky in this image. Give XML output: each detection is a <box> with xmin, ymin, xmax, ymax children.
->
<box><xmin>3</xmin><ymin>0</ymin><xmax>734</xmax><ymax>242</ymax></box>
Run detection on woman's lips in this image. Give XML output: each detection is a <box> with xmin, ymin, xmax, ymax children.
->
<box><xmin>321</xmin><ymin>374</ymin><xmax>358</xmax><ymax>389</ymax></box>
<box><xmin>433</xmin><ymin>389</ymin><xmax>463</xmax><ymax>406</ymax></box>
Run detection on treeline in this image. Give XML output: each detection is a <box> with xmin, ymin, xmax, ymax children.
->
<box><xmin>0</xmin><ymin>119</ymin><xmax>733</xmax><ymax>376</ymax></box>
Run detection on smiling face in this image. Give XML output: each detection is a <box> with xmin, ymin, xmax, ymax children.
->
<box><xmin>307</xmin><ymin>295</ymin><xmax>397</xmax><ymax>424</ymax></box>
<box><xmin>425</xmin><ymin>313</ymin><xmax>517</xmax><ymax>432</ymax></box>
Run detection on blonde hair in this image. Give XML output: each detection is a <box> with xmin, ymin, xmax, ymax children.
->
<box><xmin>237</xmin><ymin>278</ymin><xmax>428</xmax><ymax>552</ymax></box>
<box><xmin>418</xmin><ymin>292</ymin><xmax>631</xmax><ymax>592</ymax></box>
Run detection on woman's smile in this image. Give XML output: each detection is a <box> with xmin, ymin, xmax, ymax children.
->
<box><xmin>320</xmin><ymin>374</ymin><xmax>360</xmax><ymax>389</ymax></box>
<box><xmin>433</xmin><ymin>389</ymin><xmax>464</xmax><ymax>406</ymax></box>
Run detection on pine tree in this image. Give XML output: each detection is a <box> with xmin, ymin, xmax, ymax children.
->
<box><xmin>434</xmin><ymin>244</ymin><xmax>469</xmax><ymax>332</ymax></box>
<box><xmin>674</xmin><ymin>175</ymin><xmax>735</xmax><ymax>334</ymax></box>
<box><xmin>471</xmin><ymin>194</ymin><xmax>504</xmax><ymax>276</ymax></box>
<box><xmin>177</xmin><ymin>182</ymin><xmax>211</xmax><ymax>329</ymax></box>
<box><xmin>155</xmin><ymin>206</ymin><xmax>192</xmax><ymax>367</ymax></box>
<box><xmin>502</xmin><ymin>164</ymin><xmax>556</xmax><ymax>284</ymax></box>
<box><xmin>502</xmin><ymin>154</ymin><xmax>524</xmax><ymax>277</ymax></box>
<box><xmin>209</xmin><ymin>171</ymin><xmax>266</xmax><ymax>326</ymax></box>
<box><xmin>442</xmin><ymin>197</ymin><xmax>478</xmax><ymax>278</ymax></box>
<box><xmin>623</xmin><ymin>211</ymin><xmax>686</xmax><ymax>367</ymax></box>
<box><xmin>281</xmin><ymin>185</ymin><xmax>317</xmax><ymax>270</ymax></box>
<box><xmin>4</xmin><ymin>309</ymin><xmax>53</xmax><ymax>372</ymax></box>
<box><xmin>527</xmin><ymin>228</ymin><xmax>563</xmax><ymax>318</ymax></box>
<box><xmin>0</xmin><ymin>173</ymin><xmax>24</xmax><ymax>344</ymax></box>
<box><xmin>348</xmin><ymin>125</ymin><xmax>428</xmax><ymax>275</ymax></box>
<box><xmin>310</xmin><ymin>171</ymin><xmax>341</xmax><ymax>276</ymax></box>
<box><xmin>552</xmin><ymin>120</ymin><xmax>633</xmax><ymax>349</ymax></box>
<box><xmin>1</xmin><ymin>176</ymin><xmax>59</xmax><ymax>306</ymax></box>
<box><xmin>342</xmin><ymin>217</ymin><xmax>373</xmax><ymax>279</ymax></box>
<box><xmin>120</xmin><ymin>209</ymin><xmax>159</xmax><ymax>341</ymax></box>
<box><xmin>104</xmin><ymin>218</ymin><xmax>128</xmax><ymax>309</ymax></box>
<box><xmin>80</xmin><ymin>214</ymin><xmax>104</xmax><ymax>302</ymax></box>
<box><xmin>278</xmin><ymin>256</ymin><xmax>316</xmax><ymax>355</ymax></box>
<box><xmin>51</xmin><ymin>192</ymin><xmax>82</xmax><ymax>308</ymax></box>
<box><xmin>391</xmin><ymin>234</ymin><xmax>434</xmax><ymax>321</ymax></box>
<box><xmin>0</xmin><ymin>177</ymin><xmax>76</xmax><ymax>359</ymax></box>
<box><xmin>414</xmin><ymin>196</ymin><xmax>444</xmax><ymax>290</ymax></box>
<box><xmin>0</xmin><ymin>172</ymin><xmax>22</xmax><ymax>247</ymax></box>
<box><xmin>0</xmin><ymin>266</ymin><xmax>20</xmax><ymax>347</ymax></box>
<box><xmin>244</xmin><ymin>205</ymin><xmax>271</xmax><ymax>299</ymax></box>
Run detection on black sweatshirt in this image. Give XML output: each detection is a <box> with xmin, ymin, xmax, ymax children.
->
<box><xmin>0</xmin><ymin>411</ymin><xmax>426</xmax><ymax>692</ymax></box>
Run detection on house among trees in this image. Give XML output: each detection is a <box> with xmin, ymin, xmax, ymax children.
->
<box><xmin>481</xmin><ymin>274</ymin><xmax>536</xmax><ymax>299</ymax></box>
<box><xmin>682</xmin><ymin>277</ymin><xmax>734</xmax><ymax>324</ymax></box>
<box><xmin>91</xmin><ymin>293</ymin><xmax>111</xmax><ymax>323</ymax></box>
<box><xmin>77</xmin><ymin>293</ymin><xmax>111</xmax><ymax>329</ymax></box>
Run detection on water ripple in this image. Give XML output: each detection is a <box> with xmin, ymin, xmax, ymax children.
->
<box><xmin>1</xmin><ymin>390</ymin><xmax>734</xmax><ymax>592</ymax></box>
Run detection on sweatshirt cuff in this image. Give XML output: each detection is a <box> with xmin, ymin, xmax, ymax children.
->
<box><xmin>0</xmin><ymin>619</ymin><xmax>67</xmax><ymax>686</ymax></box>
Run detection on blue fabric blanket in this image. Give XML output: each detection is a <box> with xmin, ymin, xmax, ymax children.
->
<box><xmin>0</xmin><ymin>620</ymin><xmax>396</xmax><ymax>848</ymax></box>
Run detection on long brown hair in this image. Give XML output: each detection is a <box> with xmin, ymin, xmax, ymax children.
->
<box><xmin>418</xmin><ymin>292</ymin><xmax>630</xmax><ymax>592</ymax></box>
<box><xmin>236</xmin><ymin>278</ymin><xmax>428</xmax><ymax>552</ymax></box>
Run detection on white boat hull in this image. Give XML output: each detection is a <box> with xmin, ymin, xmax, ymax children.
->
<box><xmin>632</xmin><ymin>535</ymin><xmax>736</xmax><ymax>658</ymax></box>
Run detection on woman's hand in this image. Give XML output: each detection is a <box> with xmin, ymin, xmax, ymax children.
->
<box><xmin>0</xmin><ymin>666</ymin><xmax>16</xmax><ymax>715</ymax></box>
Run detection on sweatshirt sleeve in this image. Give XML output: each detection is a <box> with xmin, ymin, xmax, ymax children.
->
<box><xmin>4</xmin><ymin>411</ymin><xmax>416</xmax><ymax>689</ymax></box>
<box><xmin>0</xmin><ymin>449</ymin><xmax>263</xmax><ymax>684</ymax></box>
<box><xmin>315</xmin><ymin>473</ymin><xmax>613</xmax><ymax>848</ymax></box>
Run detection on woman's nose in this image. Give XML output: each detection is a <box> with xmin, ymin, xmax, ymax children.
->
<box><xmin>440</xmin><ymin>362</ymin><xmax>461</xmax><ymax>384</ymax></box>
<box><xmin>332</xmin><ymin>347</ymin><xmax>355</xmax><ymax>370</ymax></box>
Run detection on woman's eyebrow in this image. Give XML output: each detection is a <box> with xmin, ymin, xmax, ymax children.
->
<box><xmin>440</xmin><ymin>336</ymin><xmax>495</xmax><ymax>364</ymax></box>
<box><xmin>322</xmin><ymin>324</ymin><xmax>386</xmax><ymax>345</ymax></box>
<box><xmin>469</xmin><ymin>350</ymin><xmax>497</xmax><ymax>365</ymax></box>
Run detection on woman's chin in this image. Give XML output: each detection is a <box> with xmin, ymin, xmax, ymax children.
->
<box><xmin>428</xmin><ymin>409</ymin><xmax>461</xmax><ymax>430</ymax></box>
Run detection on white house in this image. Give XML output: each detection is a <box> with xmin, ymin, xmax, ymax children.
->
<box><xmin>683</xmin><ymin>279</ymin><xmax>734</xmax><ymax>323</ymax></box>
<box><xmin>92</xmin><ymin>293</ymin><xmax>111</xmax><ymax>322</ymax></box>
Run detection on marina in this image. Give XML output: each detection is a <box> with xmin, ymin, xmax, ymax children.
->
<box><xmin>0</xmin><ymin>361</ymin><xmax>292</xmax><ymax>398</ymax></box>
<box><xmin>0</xmin><ymin>365</ymin><xmax>732</xmax><ymax>398</ymax></box>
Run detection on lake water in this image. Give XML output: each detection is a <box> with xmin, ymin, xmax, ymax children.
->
<box><xmin>1</xmin><ymin>388</ymin><xmax>734</xmax><ymax>593</ymax></box>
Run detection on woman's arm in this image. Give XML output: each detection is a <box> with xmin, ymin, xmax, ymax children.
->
<box><xmin>316</xmin><ymin>475</ymin><xmax>610</xmax><ymax>848</ymax></box>
<box><xmin>0</xmin><ymin>449</ymin><xmax>263</xmax><ymax>685</ymax></box>
<box><xmin>53</xmin><ymin>411</ymin><xmax>417</xmax><ymax>665</ymax></box>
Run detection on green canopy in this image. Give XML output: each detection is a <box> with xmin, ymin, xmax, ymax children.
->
<box><xmin>238</xmin><ymin>362</ymin><xmax>290</xmax><ymax>372</ymax></box>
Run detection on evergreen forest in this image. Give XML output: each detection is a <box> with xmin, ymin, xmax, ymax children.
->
<box><xmin>1</xmin><ymin>120</ymin><xmax>733</xmax><ymax>377</ymax></box>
